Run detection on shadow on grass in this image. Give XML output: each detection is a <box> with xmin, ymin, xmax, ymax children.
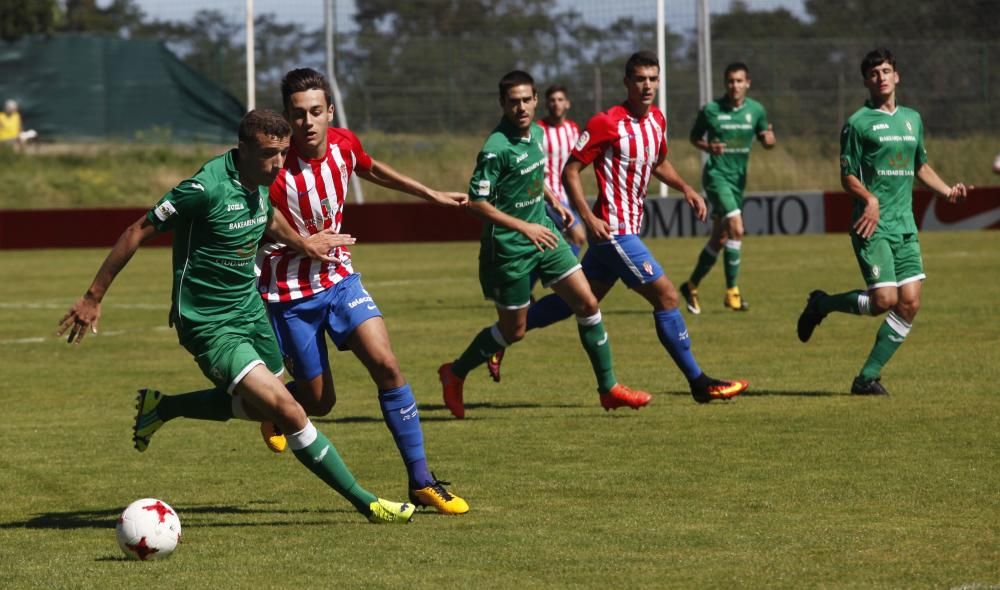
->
<box><xmin>0</xmin><ymin>503</ymin><xmax>356</xmax><ymax>531</ymax></box>
<box><xmin>314</xmin><ymin>401</ymin><xmax>582</xmax><ymax>424</ymax></box>
<box><xmin>659</xmin><ymin>389</ymin><xmax>842</xmax><ymax>398</ymax></box>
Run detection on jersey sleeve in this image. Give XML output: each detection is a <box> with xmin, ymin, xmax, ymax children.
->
<box><xmin>689</xmin><ymin>107</ymin><xmax>709</xmax><ymax>142</ymax></box>
<box><xmin>914</xmin><ymin>114</ymin><xmax>928</xmax><ymax>169</ymax></box>
<box><xmin>839</xmin><ymin>121</ymin><xmax>862</xmax><ymax>178</ymax></box>
<box><xmin>146</xmin><ymin>178</ymin><xmax>208</xmax><ymax>233</ymax></box>
<box><xmin>341</xmin><ymin>129</ymin><xmax>373</xmax><ymax>172</ymax></box>
<box><xmin>755</xmin><ymin>105</ymin><xmax>770</xmax><ymax>135</ymax></box>
<box><xmin>468</xmin><ymin>147</ymin><xmax>504</xmax><ymax>202</ymax></box>
<box><xmin>571</xmin><ymin>113</ymin><xmax>615</xmax><ymax>166</ymax></box>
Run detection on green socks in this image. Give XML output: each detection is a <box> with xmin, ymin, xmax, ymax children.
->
<box><xmin>156</xmin><ymin>387</ymin><xmax>233</xmax><ymax>422</ymax></box>
<box><xmin>452</xmin><ymin>325</ymin><xmax>506</xmax><ymax>378</ymax></box>
<box><xmin>723</xmin><ymin>239</ymin><xmax>742</xmax><ymax>289</ymax></box>
<box><xmin>688</xmin><ymin>243</ymin><xmax>719</xmax><ymax>287</ymax></box>
<box><xmin>818</xmin><ymin>290</ymin><xmax>872</xmax><ymax>316</ymax></box>
<box><xmin>860</xmin><ymin>311</ymin><xmax>911</xmax><ymax>379</ymax></box>
<box><xmin>577</xmin><ymin>312</ymin><xmax>617</xmax><ymax>393</ymax></box>
<box><xmin>289</xmin><ymin>422</ymin><xmax>377</xmax><ymax>514</ymax></box>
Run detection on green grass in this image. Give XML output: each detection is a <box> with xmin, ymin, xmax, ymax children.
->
<box><xmin>1</xmin><ymin>133</ymin><xmax>995</xmax><ymax>209</ymax></box>
<box><xmin>1</xmin><ymin>232</ymin><xmax>998</xmax><ymax>588</ymax></box>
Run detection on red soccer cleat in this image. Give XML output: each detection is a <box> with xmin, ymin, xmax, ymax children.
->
<box><xmin>599</xmin><ymin>383</ymin><xmax>652</xmax><ymax>411</ymax></box>
<box><xmin>487</xmin><ymin>349</ymin><xmax>505</xmax><ymax>383</ymax></box>
<box><xmin>438</xmin><ymin>363</ymin><xmax>466</xmax><ymax>419</ymax></box>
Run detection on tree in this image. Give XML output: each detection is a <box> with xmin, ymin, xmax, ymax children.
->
<box><xmin>0</xmin><ymin>0</ymin><xmax>58</xmax><ymax>42</ymax></box>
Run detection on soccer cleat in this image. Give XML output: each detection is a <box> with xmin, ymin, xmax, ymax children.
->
<box><xmin>409</xmin><ymin>475</ymin><xmax>470</xmax><ymax>515</ymax></box>
<box><xmin>367</xmin><ymin>498</ymin><xmax>415</xmax><ymax>524</ymax></box>
<box><xmin>680</xmin><ymin>281</ymin><xmax>701</xmax><ymax>315</ymax></box>
<box><xmin>487</xmin><ymin>348</ymin><xmax>505</xmax><ymax>383</ymax></box>
<box><xmin>724</xmin><ymin>287</ymin><xmax>749</xmax><ymax>311</ymax></box>
<box><xmin>133</xmin><ymin>388</ymin><xmax>165</xmax><ymax>452</ymax></box>
<box><xmin>690</xmin><ymin>376</ymin><xmax>749</xmax><ymax>404</ymax></box>
<box><xmin>599</xmin><ymin>383</ymin><xmax>652</xmax><ymax>411</ymax></box>
<box><xmin>438</xmin><ymin>363</ymin><xmax>466</xmax><ymax>419</ymax></box>
<box><xmin>851</xmin><ymin>376</ymin><xmax>890</xmax><ymax>396</ymax></box>
<box><xmin>797</xmin><ymin>290</ymin><xmax>828</xmax><ymax>343</ymax></box>
<box><xmin>260</xmin><ymin>421</ymin><xmax>287</xmax><ymax>453</ymax></box>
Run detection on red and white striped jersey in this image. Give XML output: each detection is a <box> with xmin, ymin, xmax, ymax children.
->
<box><xmin>256</xmin><ymin>128</ymin><xmax>372</xmax><ymax>303</ymax></box>
<box><xmin>571</xmin><ymin>104</ymin><xmax>668</xmax><ymax>235</ymax></box>
<box><xmin>536</xmin><ymin>118</ymin><xmax>580</xmax><ymax>205</ymax></box>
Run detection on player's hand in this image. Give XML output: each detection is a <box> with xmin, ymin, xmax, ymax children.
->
<box><xmin>582</xmin><ymin>213</ymin><xmax>612</xmax><ymax>242</ymax></box>
<box><xmin>945</xmin><ymin>183</ymin><xmax>970</xmax><ymax>204</ymax></box>
<box><xmin>708</xmin><ymin>141</ymin><xmax>726</xmax><ymax>155</ymax></box>
<box><xmin>553</xmin><ymin>203</ymin><xmax>575</xmax><ymax>229</ymax></box>
<box><xmin>304</xmin><ymin>230</ymin><xmax>355</xmax><ymax>262</ymax></box>
<box><xmin>759</xmin><ymin>124</ymin><xmax>776</xmax><ymax>147</ymax></box>
<box><xmin>521</xmin><ymin>222</ymin><xmax>560</xmax><ymax>252</ymax></box>
<box><xmin>58</xmin><ymin>295</ymin><xmax>101</xmax><ymax>344</ymax></box>
<box><xmin>683</xmin><ymin>187</ymin><xmax>708</xmax><ymax>222</ymax></box>
<box><xmin>853</xmin><ymin>197</ymin><xmax>880</xmax><ymax>239</ymax></box>
<box><xmin>430</xmin><ymin>191</ymin><xmax>469</xmax><ymax>207</ymax></box>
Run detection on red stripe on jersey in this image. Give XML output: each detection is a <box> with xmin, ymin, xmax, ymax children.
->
<box><xmin>573</xmin><ymin>104</ymin><xmax>668</xmax><ymax>235</ymax></box>
<box><xmin>258</xmin><ymin>128</ymin><xmax>370</xmax><ymax>302</ymax></box>
<box><xmin>538</xmin><ymin>120</ymin><xmax>579</xmax><ymax>204</ymax></box>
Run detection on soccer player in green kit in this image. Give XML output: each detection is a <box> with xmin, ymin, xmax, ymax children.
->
<box><xmin>796</xmin><ymin>48</ymin><xmax>969</xmax><ymax>395</ymax></box>
<box><xmin>59</xmin><ymin>110</ymin><xmax>416</xmax><ymax>524</ymax></box>
<box><xmin>682</xmin><ymin>62</ymin><xmax>775</xmax><ymax>313</ymax></box>
<box><xmin>437</xmin><ymin>70</ymin><xmax>651</xmax><ymax>419</ymax></box>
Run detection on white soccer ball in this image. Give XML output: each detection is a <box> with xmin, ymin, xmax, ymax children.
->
<box><xmin>115</xmin><ymin>498</ymin><xmax>182</xmax><ymax>560</ymax></box>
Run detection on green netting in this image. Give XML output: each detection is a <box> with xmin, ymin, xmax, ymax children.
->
<box><xmin>0</xmin><ymin>34</ymin><xmax>244</xmax><ymax>142</ymax></box>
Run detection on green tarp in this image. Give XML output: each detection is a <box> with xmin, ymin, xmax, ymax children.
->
<box><xmin>0</xmin><ymin>34</ymin><xmax>244</xmax><ymax>142</ymax></box>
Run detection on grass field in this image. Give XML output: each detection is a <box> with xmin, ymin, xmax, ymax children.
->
<box><xmin>1</xmin><ymin>133</ymin><xmax>997</xmax><ymax>209</ymax></box>
<box><xmin>1</xmin><ymin>232</ymin><xmax>998</xmax><ymax>589</ymax></box>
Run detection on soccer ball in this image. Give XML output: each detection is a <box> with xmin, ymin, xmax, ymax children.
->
<box><xmin>115</xmin><ymin>498</ymin><xmax>182</xmax><ymax>560</ymax></box>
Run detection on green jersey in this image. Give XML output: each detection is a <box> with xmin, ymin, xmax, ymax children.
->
<box><xmin>690</xmin><ymin>96</ymin><xmax>769</xmax><ymax>189</ymax></box>
<box><xmin>468</xmin><ymin>117</ymin><xmax>555</xmax><ymax>273</ymax></box>
<box><xmin>146</xmin><ymin>149</ymin><xmax>273</xmax><ymax>334</ymax></box>
<box><xmin>840</xmin><ymin>101</ymin><xmax>928</xmax><ymax>235</ymax></box>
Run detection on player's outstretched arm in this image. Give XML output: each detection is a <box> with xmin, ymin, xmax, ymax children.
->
<box><xmin>264</xmin><ymin>211</ymin><xmax>351</xmax><ymax>262</ymax></box>
<box><xmin>563</xmin><ymin>158</ymin><xmax>609</xmax><ymax>240</ymax></box>
<box><xmin>653</xmin><ymin>159</ymin><xmax>707</xmax><ymax>222</ymax></box>
<box><xmin>467</xmin><ymin>200</ymin><xmax>559</xmax><ymax>252</ymax></box>
<box><xmin>358</xmin><ymin>159</ymin><xmax>468</xmax><ymax>206</ymax></box>
<box><xmin>916</xmin><ymin>163</ymin><xmax>970</xmax><ymax>204</ymax></box>
<box><xmin>58</xmin><ymin>216</ymin><xmax>159</xmax><ymax>344</ymax></box>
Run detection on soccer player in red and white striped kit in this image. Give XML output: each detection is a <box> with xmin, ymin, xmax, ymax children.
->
<box><xmin>499</xmin><ymin>51</ymin><xmax>749</xmax><ymax>403</ymax></box>
<box><xmin>256</xmin><ymin>68</ymin><xmax>470</xmax><ymax>514</ymax></box>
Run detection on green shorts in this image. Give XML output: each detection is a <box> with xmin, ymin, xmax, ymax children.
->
<box><xmin>851</xmin><ymin>232</ymin><xmax>925</xmax><ymax>289</ymax></box>
<box><xmin>479</xmin><ymin>240</ymin><xmax>581</xmax><ymax>308</ymax></box>
<box><xmin>179</xmin><ymin>313</ymin><xmax>284</xmax><ymax>393</ymax></box>
<box><xmin>706</xmin><ymin>180</ymin><xmax>744</xmax><ymax>219</ymax></box>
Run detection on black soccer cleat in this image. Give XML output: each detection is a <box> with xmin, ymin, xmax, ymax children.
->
<box><xmin>851</xmin><ymin>376</ymin><xmax>890</xmax><ymax>396</ymax></box>
<box><xmin>796</xmin><ymin>290</ymin><xmax>828</xmax><ymax>343</ymax></box>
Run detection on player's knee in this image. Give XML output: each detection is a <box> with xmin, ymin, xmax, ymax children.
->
<box><xmin>368</xmin><ymin>355</ymin><xmax>403</xmax><ymax>388</ymax></box>
<box><xmin>659</xmin><ymin>283</ymin><xmax>680</xmax><ymax>310</ymax></box>
<box><xmin>870</xmin><ymin>290</ymin><xmax>897</xmax><ymax>313</ymax></box>
<box><xmin>896</xmin><ymin>297</ymin><xmax>920</xmax><ymax>320</ymax></box>
<box><xmin>273</xmin><ymin>394</ymin><xmax>308</xmax><ymax>426</ymax></box>
<box><xmin>504</xmin><ymin>325</ymin><xmax>527</xmax><ymax>344</ymax></box>
<box><xmin>729</xmin><ymin>225</ymin><xmax>744</xmax><ymax>240</ymax></box>
<box><xmin>572</xmin><ymin>294</ymin><xmax>600</xmax><ymax>317</ymax></box>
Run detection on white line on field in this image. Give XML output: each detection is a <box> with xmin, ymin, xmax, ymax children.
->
<box><xmin>1</xmin><ymin>325</ymin><xmax>172</xmax><ymax>346</ymax></box>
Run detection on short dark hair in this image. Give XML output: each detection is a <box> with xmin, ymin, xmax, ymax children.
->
<box><xmin>860</xmin><ymin>48</ymin><xmax>896</xmax><ymax>77</ymax></box>
<box><xmin>624</xmin><ymin>51</ymin><xmax>659</xmax><ymax>78</ymax></box>
<box><xmin>545</xmin><ymin>84</ymin><xmax>569</xmax><ymax>100</ymax></box>
<box><xmin>281</xmin><ymin>68</ymin><xmax>332</xmax><ymax>111</ymax></box>
<box><xmin>498</xmin><ymin>70</ymin><xmax>536</xmax><ymax>101</ymax></box>
<box><xmin>238</xmin><ymin>109</ymin><xmax>291</xmax><ymax>145</ymax></box>
<box><xmin>724</xmin><ymin>62</ymin><xmax>750</xmax><ymax>79</ymax></box>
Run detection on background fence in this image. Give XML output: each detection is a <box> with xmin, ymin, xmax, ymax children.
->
<box><xmin>2</xmin><ymin>0</ymin><xmax>998</xmax><ymax>141</ymax></box>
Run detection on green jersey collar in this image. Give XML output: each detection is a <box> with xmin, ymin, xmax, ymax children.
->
<box><xmin>864</xmin><ymin>99</ymin><xmax>898</xmax><ymax>116</ymax></box>
<box><xmin>498</xmin><ymin>117</ymin><xmax>532</xmax><ymax>143</ymax></box>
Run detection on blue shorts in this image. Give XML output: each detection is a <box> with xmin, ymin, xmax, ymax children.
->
<box><xmin>581</xmin><ymin>234</ymin><xmax>664</xmax><ymax>289</ymax></box>
<box><xmin>266</xmin><ymin>272</ymin><xmax>382</xmax><ymax>381</ymax></box>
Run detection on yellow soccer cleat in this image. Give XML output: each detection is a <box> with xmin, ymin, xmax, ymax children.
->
<box><xmin>133</xmin><ymin>388</ymin><xmax>165</xmax><ymax>452</ymax></box>
<box><xmin>724</xmin><ymin>287</ymin><xmax>749</xmax><ymax>311</ymax></box>
<box><xmin>260</xmin><ymin>421</ymin><xmax>287</xmax><ymax>453</ymax></box>
<box><xmin>367</xmin><ymin>498</ymin><xmax>416</xmax><ymax>524</ymax></box>
<box><xmin>409</xmin><ymin>476</ymin><xmax>469</xmax><ymax>515</ymax></box>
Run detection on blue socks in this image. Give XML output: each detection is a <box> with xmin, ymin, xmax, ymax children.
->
<box><xmin>654</xmin><ymin>309</ymin><xmax>702</xmax><ymax>381</ymax></box>
<box><xmin>526</xmin><ymin>293</ymin><xmax>574</xmax><ymax>330</ymax></box>
<box><xmin>379</xmin><ymin>384</ymin><xmax>432</xmax><ymax>489</ymax></box>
